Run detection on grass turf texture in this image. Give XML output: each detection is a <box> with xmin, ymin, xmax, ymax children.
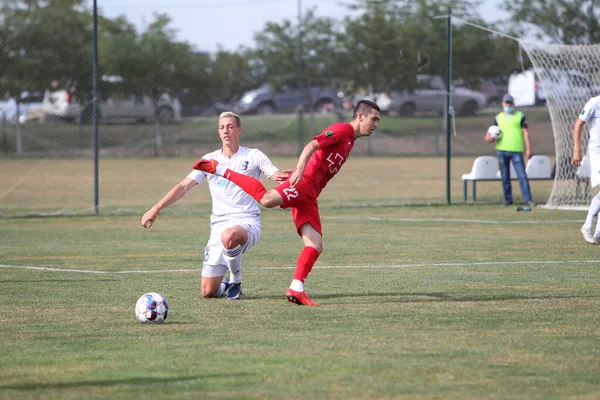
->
<box><xmin>1</xmin><ymin>205</ymin><xmax>599</xmax><ymax>399</ymax></box>
<box><xmin>0</xmin><ymin>156</ymin><xmax>555</xmax><ymax>217</ymax></box>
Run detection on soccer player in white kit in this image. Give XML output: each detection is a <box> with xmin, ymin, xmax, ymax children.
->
<box><xmin>573</xmin><ymin>95</ymin><xmax>600</xmax><ymax>244</ymax></box>
<box><xmin>141</xmin><ymin>112</ymin><xmax>289</xmax><ymax>298</ymax></box>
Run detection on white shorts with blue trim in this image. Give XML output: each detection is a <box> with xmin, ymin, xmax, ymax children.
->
<box><xmin>201</xmin><ymin>218</ymin><xmax>261</xmax><ymax>278</ymax></box>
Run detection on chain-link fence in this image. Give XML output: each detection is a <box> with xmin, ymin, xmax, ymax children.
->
<box><xmin>0</xmin><ymin>4</ymin><xmax>558</xmax><ymax>216</ymax></box>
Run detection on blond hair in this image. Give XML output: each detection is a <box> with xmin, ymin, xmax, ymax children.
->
<box><xmin>219</xmin><ymin>111</ymin><xmax>241</xmax><ymax>127</ymax></box>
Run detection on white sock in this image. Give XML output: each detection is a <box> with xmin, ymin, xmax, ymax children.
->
<box><xmin>585</xmin><ymin>193</ymin><xmax>600</xmax><ymax>230</ymax></box>
<box><xmin>215</xmin><ymin>280</ymin><xmax>228</xmax><ymax>297</ymax></box>
<box><xmin>215</xmin><ymin>164</ymin><xmax>227</xmax><ymax>176</ymax></box>
<box><xmin>290</xmin><ymin>279</ymin><xmax>304</xmax><ymax>292</ymax></box>
<box><xmin>223</xmin><ymin>245</ymin><xmax>242</xmax><ymax>284</ymax></box>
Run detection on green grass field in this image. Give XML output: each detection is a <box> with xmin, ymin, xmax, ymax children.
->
<box><xmin>1</xmin><ymin>157</ymin><xmax>599</xmax><ymax>399</ymax></box>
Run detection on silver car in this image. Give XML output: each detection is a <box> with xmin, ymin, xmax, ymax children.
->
<box><xmin>388</xmin><ymin>75</ymin><xmax>487</xmax><ymax>117</ymax></box>
<box><xmin>42</xmin><ymin>76</ymin><xmax>182</xmax><ymax>124</ymax></box>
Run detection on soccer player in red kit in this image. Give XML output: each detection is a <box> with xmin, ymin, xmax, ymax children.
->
<box><xmin>193</xmin><ymin>100</ymin><xmax>381</xmax><ymax>306</ymax></box>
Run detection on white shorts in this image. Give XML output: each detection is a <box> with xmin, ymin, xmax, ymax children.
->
<box><xmin>586</xmin><ymin>150</ymin><xmax>600</xmax><ymax>188</ymax></box>
<box><xmin>201</xmin><ymin>218</ymin><xmax>261</xmax><ymax>278</ymax></box>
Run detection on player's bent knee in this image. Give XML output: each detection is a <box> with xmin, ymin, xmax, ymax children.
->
<box><xmin>221</xmin><ymin>231</ymin><xmax>236</xmax><ymax>248</ymax></box>
<box><xmin>201</xmin><ymin>288</ymin><xmax>217</xmax><ymax>298</ymax></box>
<box><xmin>221</xmin><ymin>228</ymin><xmax>247</xmax><ymax>249</ymax></box>
<box><xmin>200</xmin><ymin>279</ymin><xmax>221</xmax><ymax>298</ymax></box>
<box><xmin>310</xmin><ymin>243</ymin><xmax>323</xmax><ymax>254</ymax></box>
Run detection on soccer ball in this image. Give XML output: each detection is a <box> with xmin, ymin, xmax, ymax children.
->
<box><xmin>135</xmin><ymin>292</ymin><xmax>169</xmax><ymax>323</ymax></box>
<box><xmin>487</xmin><ymin>125</ymin><xmax>502</xmax><ymax>140</ymax></box>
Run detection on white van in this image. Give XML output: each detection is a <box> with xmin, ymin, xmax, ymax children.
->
<box><xmin>42</xmin><ymin>76</ymin><xmax>182</xmax><ymax>124</ymax></box>
<box><xmin>508</xmin><ymin>68</ymin><xmax>597</xmax><ymax>107</ymax></box>
<box><xmin>507</xmin><ymin>70</ymin><xmax>545</xmax><ymax>107</ymax></box>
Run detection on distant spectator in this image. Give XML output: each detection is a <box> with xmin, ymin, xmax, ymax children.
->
<box><xmin>484</xmin><ymin>93</ymin><xmax>534</xmax><ymax>206</ymax></box>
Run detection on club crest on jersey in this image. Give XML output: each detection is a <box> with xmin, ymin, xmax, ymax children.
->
<box><xmin>326</xmin><ymin>131</ymin><xmax>334</xmax><ymax>137</ymax></box>
<box><xmin>217</xmin><ymin>177</ymin><xmax>233</xmax><ymax>188</ymax></box>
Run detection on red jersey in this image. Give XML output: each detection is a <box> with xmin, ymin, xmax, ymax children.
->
<box><xmin>303</xmin><ymin>122</ymin><xmax>356</xmax><ymax>194</ymax></box>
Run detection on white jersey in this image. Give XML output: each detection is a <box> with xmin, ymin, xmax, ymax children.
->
<box><xmin>579</xmin><ymin>95</ymin><xmax>600</xmax><ymax>151</ymax></box>
<box><xmin>187</xmin><ymin>147</ymin><xmax>279</xmax><ymax>224</ymax></box>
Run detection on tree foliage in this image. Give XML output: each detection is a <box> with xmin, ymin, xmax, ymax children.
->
<box><xmin>0</xmin><ymin>0</ymin><xmax>588</xmax><ymax>107</ymax></box>
<box><xmin>501</xmin><ymin>0</ymin><xmax>600</xmax><ymax>44</ymax></box>
<box><xmin>0</xmin><ymin>0</ymin><xmax>92</xmax><ymax>95</ymax></box>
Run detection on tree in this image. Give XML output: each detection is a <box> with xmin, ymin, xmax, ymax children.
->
<box><xmin>0</xmin><ymin>0</ymin><xmax>93</xmax><ymax>96</ymax></box>
<box><xmin>452</xmin><ymin>23</ymin><xmax>522</xmax><ymax>84</ymax></box>
<box><xmin>501</xmin><ymin>0</ymin><xmax>600</xmax><ymax>44</ymax></box>
<box><xmin>338</xmin><ymin>0</ymin><xmax>422</xmax><ymax>93</ymax></box>
<box><xmin>341</xmin><ymin>0</ymin><xmax>522</xmax><ymax>90</ymax></box>
<box><xmin>210</xmin><ymin>48</ymin><xmax>255</xmax><ymax>104</ymax></box>
<box><xmin>98</xmin><ymin>12</ymin><xmax>216</xmax><ymax>110</ymax></box>
<box><xmin>251</xmin><ymin>8</ymin><xmax>340</xmax><ymax>90</ymax></box>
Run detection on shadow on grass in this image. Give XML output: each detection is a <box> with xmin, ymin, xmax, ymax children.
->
<box><xmin>247</xmin><ymin>292</ymin><xmax>600</xmax><ymax>303</ymax></box>
<box><xmin>0</xmin><ymin>279</ymin><xmax>118</xmax><ymax>284</ymax></box>
<box><xmin>316</xmin><ymin>292</ymin><xmax>600</xmax><ymax>303</ymax></box>
<box><xmin>242</xmin><ymin>292</ymin><xmax>453</xmax><ymax>302</ymax></box>
<box><xmin>0</xmin><ymin>373</ymin><xmax>252</xmax><ymax>391</ymax></box>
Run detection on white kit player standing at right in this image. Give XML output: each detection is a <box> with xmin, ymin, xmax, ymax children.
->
<box><xmin>573</xmin><ymin>95</ymin><xmax>600</xmax><ymax>244</ymax></box>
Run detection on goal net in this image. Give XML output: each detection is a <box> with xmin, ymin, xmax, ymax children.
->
<box><xmin>519</xmin><ymin>42</ymin><xmax>600</xmax><ymax>210</ymax></box>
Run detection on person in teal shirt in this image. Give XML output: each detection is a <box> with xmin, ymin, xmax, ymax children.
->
<box><xmin>484</xmin><ymin>94</ymin><xmax>534</xmax><ymax>206</ymax></box>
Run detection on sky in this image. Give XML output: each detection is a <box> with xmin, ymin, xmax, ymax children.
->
<box><xmin>94</xmin><ymin>0</ymin><xmax>509</xmax><ymax>54</ymax></box>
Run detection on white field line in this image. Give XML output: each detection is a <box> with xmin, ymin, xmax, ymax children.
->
<box><xmin>1</xmin><ymin>259</ymin><xmax>599</xmax><ymax>274</ymax></box>
<box><xmin>323</xmin><ymin>216</ymin><xmax>584</xmax><ymax>224</ymax></box>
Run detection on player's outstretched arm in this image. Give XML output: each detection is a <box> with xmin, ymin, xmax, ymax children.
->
<box><xmin>141</xmin><ymin>178</ymin><xmax>197</xmax><ymax>229</ymax></box>
<box><xmin>289</xmin><ymin>140</ymin><xmax>320</xmax><ymax>187</ymax></box>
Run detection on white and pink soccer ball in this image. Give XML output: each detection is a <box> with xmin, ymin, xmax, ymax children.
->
<box><xmin>135</xmin><ymin>292</ymin><xmax>169</xmax><ymax>323</ymax></box>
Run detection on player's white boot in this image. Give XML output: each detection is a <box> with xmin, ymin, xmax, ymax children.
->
<box><xmin>581</xmin><ymin>226</ymin><xmax>598</xmax><ymax>244</ymax></box>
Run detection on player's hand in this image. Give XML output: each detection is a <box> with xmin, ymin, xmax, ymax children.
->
<box><xmin>572</xmin><ymin>148</ymin><xmax>582</xmax><ymax>166</ymax></box>
<box><xmin>288</xmin><ymin>169</ymin><xmax>303</xmax><ymax>187</ymax></box>
<box><xmin>526</xmin><ymin>150</ymin><xmax>533</xmax><ymax>160</ymax></box>
<box><xmin>273</xmin><ymin>170</ymin><xmax>293</xmax><ymax>182</ymax></box>
<box><xmin>141</xmin><ymin>210</ymin><xmax>157</xmax><ymax>229</ymax></box>
<box><xmin>484</xmin><ymin>134</ymin><xmax>495</xmax><ymax>143</ymax></box>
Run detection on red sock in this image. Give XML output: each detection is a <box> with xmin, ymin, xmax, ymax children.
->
<box><xmin>223</xmin><ymin>169</ymin><xmax>267</xmax><ymax>202</ymax></box>
<box><xmin>293</xmin><ymin>246</ymin><xmax>320</xmax><ymax>282</ymax></box>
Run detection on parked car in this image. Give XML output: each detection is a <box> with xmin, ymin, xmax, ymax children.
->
<box><xmin>479</xmin><ymin>77</ymin><xmax>508</xmax><ymax>106</ymax></box>
<box><xmin>508</xmin><ymin>68</ymin><xmax>598</xmax><ymax>107</ymax></box>
<box><xmin>352</xmin><ymin>92</ymin><xmax>392</xmax><ymax>114</ymax></box>
<box><xmin>388</xmin><ymin>75</ymin><xmax>487</xmax><ymax>117</ymax></box>
<box><xmin>42</xmin><ymin>76</ymin><xmax>182</xmax><ymax>124</ymax></box>
<box><xmin>176</xmin><ymin>88</ymin><xmax>230</xmax><ymax>117</ymax></box>
<box><xmin>0</xmin><ymin>91</ymin><xmax>44</xmax><ymax>124</ymax></box>
<box><xmin>233</xmin><ymin>83</ymin><xmax>344</xmax><ymax>115</ymax></box>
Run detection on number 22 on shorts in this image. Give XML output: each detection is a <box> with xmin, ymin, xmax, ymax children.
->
<box><xmin>282</xmin><ymin>187</ymin><xmax>299</xmax><ymax>201</ymax></box>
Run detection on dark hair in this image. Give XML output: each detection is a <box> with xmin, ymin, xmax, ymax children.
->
<box><xmin>352</xmin><ymin>99</ymin><xmax>380</xmax><ymax>119</ymax></box>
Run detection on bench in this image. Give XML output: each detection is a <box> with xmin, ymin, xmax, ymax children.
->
<box><xmin>462</xmin><ymin>155</ymin><xmax>553</xmax><ymax>201</ymax></box>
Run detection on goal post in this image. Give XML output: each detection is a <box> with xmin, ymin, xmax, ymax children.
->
<box><xmin>518</xmin><ymin>42</ymin><xmax>600</xmax><ymax>210</ymax></box>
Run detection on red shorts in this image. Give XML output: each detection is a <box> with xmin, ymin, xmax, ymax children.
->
<box><xmin>274</xmin><ymin>179</ymin><xmax>322</xmax><ymax>236</ymax></box>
